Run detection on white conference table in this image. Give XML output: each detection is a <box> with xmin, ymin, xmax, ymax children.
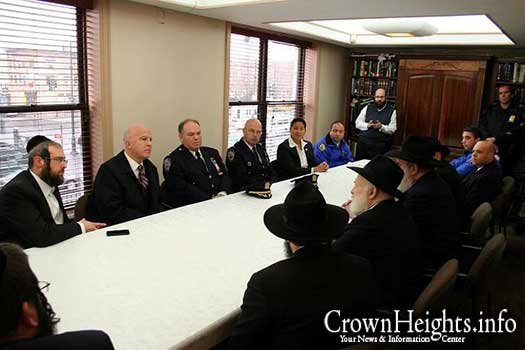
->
<box><xmin>26</xmin><ymin>160</ymin><xmax>367</xmax><ymax>350</ymax></box>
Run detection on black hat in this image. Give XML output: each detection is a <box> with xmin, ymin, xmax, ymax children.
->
<box><xmin>385</xmin><ymin>135</ymin><xmax>440</xmax><ymax>167</ymax></box>
<box><xmin>263</xmin><ymin>181</ymin><xmax>348</xmax><ymax>243</ymax></box>
<box><xmin>291</xmin><ymin>173</ymin><xmax>319</xmax><ymax>188</ymax></box>
<box><xmin>348</xmin><ymin>156</ymin><xmax>404</xmax><ymax>198</ymax></box>
<box><xmin>425</xmin><ymin>136</ymin><xmax>450</xmax><ymax>159</ymax></box>
<box><xmin>246</xmin><ymin>180</ymin><xmax>272</xmax><ymax>199</ymax></box>
<box><xmin>26</xmin><ymin>135</ymin><xmax>51</xmax><ymax>153</ymax></box>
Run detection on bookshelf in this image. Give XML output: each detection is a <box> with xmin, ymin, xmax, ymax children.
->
<box><xmin>345</xmin><ymin>56</ymin><xmax>399</xmax><ymax>139</ymax></box>
<box><xmin>491</xmin><ymin>59</ymin><xmax>525</xmax><ymax>108</ymax></box>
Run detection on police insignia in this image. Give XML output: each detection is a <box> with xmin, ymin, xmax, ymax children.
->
<box><xmin>163</xmin><ymin>158</ymin><xmax>171</xmax><ymax>172</ymax></box>
<box><xmin>227</xmin><ymin>148</ymin><xmax>235</xmax><ymax>162</ymax></box>
<box><xmin>509</xmin><ymin>115</ymin><xmax>516</xmax><ymax>123</ymax></box>
<box><xmin>210</xmin><ymin>157</ymin><xmax>223</xmax><ymax>175</ymax></box>
<box><xmin>319</xmin><ymin>143</ymin><xmax>326</xmax><ymax>152</ymax></box>
<box><xmin>247</xmin><ymin>161</ymin><xmax>252</xmax><ymax>167</ymax></box>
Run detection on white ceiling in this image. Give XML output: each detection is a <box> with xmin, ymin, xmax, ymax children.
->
<box><xmin>130</xmin><ymin>0</ymin><xmax>525</xmax><ymax>48</ymax></box>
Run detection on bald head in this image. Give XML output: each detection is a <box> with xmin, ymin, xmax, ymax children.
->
<box><xmin>243</xmin><ymin>118</ymin><xmax>262</xmax><ymax>147</ymax></box>
<box><xmin>374</xmin><ymin>88</ymin><xmax>386</xmax><ymax>108</ymax></box>
<box><xmin>123</xmin><ymin>124</ymin><xmax>152</xmax><ymax>163</ymax></box>
<box><xmin>471</xmin><ymin>140</ymin><xmax>495</xmax><ymax>167</ymax></box>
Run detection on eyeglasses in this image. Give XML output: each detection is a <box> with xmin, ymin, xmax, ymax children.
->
<box><xmin>45</xmin><ymin>157</ymin><xmax>68</xmax><ymax>164</ymax></box>
<box><xmin>38</xmin><ymin>280</ymin><xmax>50</xmax><ymax>293</ymax></box>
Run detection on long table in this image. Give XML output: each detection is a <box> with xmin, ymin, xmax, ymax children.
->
<box><xmin>27</xmin><ymin>160</ymin><xmax>367</xmax><ymax>349</ymax></box>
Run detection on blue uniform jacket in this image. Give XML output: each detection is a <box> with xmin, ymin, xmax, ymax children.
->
<box><xmin>313</xmin><ymin>133</ymin><xmax>353</xmax><ymax>168</ymax></box>
<box><xmin>450</xmin><ymin>151</ymin><xmax>475</xmax><ymax>178</ymax></box>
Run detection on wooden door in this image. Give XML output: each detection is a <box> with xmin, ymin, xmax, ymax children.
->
<box><xmin>396</xmin><ymin>59</ymin><xmax>486</xmax><ymax>148</ymax></box>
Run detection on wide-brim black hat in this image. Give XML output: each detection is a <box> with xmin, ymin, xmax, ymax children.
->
<box><xmin>264</xmin><ymin>181</ymin><xmax>348</xmax><ymax>243</ymax></box>
<box><xmin>26</xmin><ymin>135</ymin><xmax>51</xmax><ymax>153</ymax></box>
<box><xmin>348</xmin><ymin>155</ymin><xmax>404</xmax><ymax>198</ymax></box>
<box><xmin>385</xmin><ymin>135</ymin><xmax>441</xmax><ymax>167</ymax></box>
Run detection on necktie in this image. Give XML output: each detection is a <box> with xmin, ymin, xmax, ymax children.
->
<box><xmin>252</xmin><ymin>147</ymin><xmax>262</xmax><ymax>164</ymax></box>
<box><xmin>196</xmin><ymin>151</ymin><xmax>209</xmax><ymax>172</ymax></box>
<box><xmin>138</xmin><ymin>164</ymin><xmax>148</xmax><ymax>189</ymax></box>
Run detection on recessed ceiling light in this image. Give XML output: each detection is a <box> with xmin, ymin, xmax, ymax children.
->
<box><xmin>161</xmin><ymin>0</ymin><xmax>286</xmax><ymax>9</ymax></box>
<box><xmin>269</xmin><ymin>15</ymin><xmax>514</xmax><ymax>46</ymax></box>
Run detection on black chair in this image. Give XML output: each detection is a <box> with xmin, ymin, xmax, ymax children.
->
<box><xmin>74</xmin><ymin>193</ymin><xmax>91</xmax><ymax>221</ymax></box>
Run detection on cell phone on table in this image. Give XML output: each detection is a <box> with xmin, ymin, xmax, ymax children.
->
<box><xmin>106</xmin><ymin>229</ymin><xmax>130</xmax><ymax>237</ymax></box>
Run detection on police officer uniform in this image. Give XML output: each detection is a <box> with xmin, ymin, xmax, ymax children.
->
<box><xmin>226</xmin><ymin>139</ymin><xmax>277</xmax><ymax>193</ymax></box>
<box><xmin>161</xmin><ymin>145</ymin><xmax>231</xmax><ymax>208</ymax></box>
<box><xmin>313</xmin><ymin>133</ymin><xmax>353</xmax><ymax>168</ymax></box>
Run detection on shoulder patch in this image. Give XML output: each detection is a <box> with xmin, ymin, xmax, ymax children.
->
<box><xmin>227</xmin><ymin>148</ymin><xmax>235</xmax><ymax>162</ymax></box>
<box><xmin>318</xmin><ymin>143</ymin><xmax>326</xmax><ymax>152</ymax></box>
<box><xmin>163</xmin><ymin>158</ymin><xmax>172</xmax><ymax>172</ymax></box>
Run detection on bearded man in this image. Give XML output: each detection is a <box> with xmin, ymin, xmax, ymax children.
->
<box><xmin>0</xmin><ymin>136</ymin><xmax>104</xmax><ymax>248</ymax></box>
<box><xmin>333</xmin><ymin>156</ymin><xmax>422</xmax><ymax>309</ymax></box>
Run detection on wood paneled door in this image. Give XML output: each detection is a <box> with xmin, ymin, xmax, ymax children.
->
<box><xmin>395</xmin><ymin>59</ymin><xmax>486</xmax><ymax>148</ymax></box>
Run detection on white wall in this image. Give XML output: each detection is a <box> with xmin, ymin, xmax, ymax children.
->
<box><xmin>107</xmin><ymin>0</ymin><xmax>348</xmax><ymax>172</ymax></box>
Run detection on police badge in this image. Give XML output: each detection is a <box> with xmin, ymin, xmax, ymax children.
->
<box><xmin>227</xmin><ymin>148</ymin><xmax>235</xmax><ymax>162</ymax></box>
<box><xmin>509</xmin><ymin>115</ymin><xmax>516</xmax><ymax>123</ymax></box>
<box><xmin>209</xmin><ymin>157</ymin><xmax>223</xmax><ymax>175</ymax></box>
<box><xmin>319</xmin><ymin>143</ymin><xmax>326</xmax><ymax>152</ymax></box>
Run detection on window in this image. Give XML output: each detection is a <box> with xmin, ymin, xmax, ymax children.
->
<box><xmin>0</xmin><ymin>0</ymin><xmax>90</xmax><ymax>208</ymax></box>
<box><xmin>228</xmin><ymin>28</ymin><xmax>307</xmax><ymax>160</ymax></box>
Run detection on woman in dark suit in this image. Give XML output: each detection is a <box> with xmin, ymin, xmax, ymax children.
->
<box><xmin>275</xmin><ymin>118</ymin><xmax>329</xmax><ymax>180</ymax></box>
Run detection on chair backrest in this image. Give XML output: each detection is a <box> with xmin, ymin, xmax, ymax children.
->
<box><xmin>467</xmin><ymin>233</ymin><xmax>506</xmax><ymax>298</ymax></box>
<box><xmin>502</xmin><ymin>176</ymin><xmax>515</xmax><ymax>199</ymax></box>
<box><xmin>413</xmin><ymin>259</ymin><xmax>459</xmax><ymax>318</ymax></box>
<box><xmin>470</xmin><ymin>202</ymin><xmax>492</xmax><ymax>241</ymax></box>
<box><xmin>74</xmin><ymin>193</ymin><xmax>91</xmax><ymax>221</ymax></box>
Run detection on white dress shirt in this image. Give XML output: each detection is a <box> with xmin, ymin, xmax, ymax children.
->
<box><xmin>288</xmin><ymin>137</ymin><xmax>310</xmax><ymax>170</ymax></box>
<box><xmin>355</xmin><ymin>105</ymin><xmax>397</xmax><ymax>135</ymax></box>
<box><xmin>124</xmin><ymin>151</ymin><xmax>143</xmax><ymax>179</ymax></box>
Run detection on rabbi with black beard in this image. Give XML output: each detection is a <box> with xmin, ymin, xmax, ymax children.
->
<box><xmin>0</xmin><ymin>136</ymin><xmax>105</xmax><ymax>248</ymax></box>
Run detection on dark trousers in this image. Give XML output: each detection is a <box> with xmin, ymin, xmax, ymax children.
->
<box><xmin>356</xmin><ymin>139</ymin><xmax>389</xmax><ymax>160</ymax></box>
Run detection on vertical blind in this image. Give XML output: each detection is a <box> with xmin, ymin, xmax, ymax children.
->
<box><xmin>0</xmin><ymin>0</ymin><xmax>89</xmax><ymax>208</ymax></box>
<box><xmin>228</xmin><ymin>28</ymin><xmax>308</xmax><ymax>160</ymax></box>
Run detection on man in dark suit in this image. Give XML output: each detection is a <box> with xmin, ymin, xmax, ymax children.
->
<box><xmin>463</xmin><ymin>140</ymin><xmax>503</xmax><ymax>217</ymax></box>
<box><xmin>333</xmin><ymin>156</ymin><xmax>422</xmax><ymax>309</ymax></box>
<box><xmin>0</xmin><ymin>137</ymin><xmax>104</xmax><ymax>248</ymax></box>
<box><xmin>387</xmin><ymin>136</ymin><xmax>460</xmax><ymax>269</ymax></box>
<box><xmin>162</xmin><ymin>119</ymin><xmax>231</xmax><ymax>208</ymax></box>
<box><xmin>228</xmin><ymin>181</ymin><xmax>375</xmax><ymax>350</ymax></box>
<box><xmin>226</xmin><ymin>118</ymin><xmax>277</xmax><ymax>195</ymax></box>
<box><xmin>0</xmin><ymin>243</ymin><xmax>114</xmax><ymax>350</ymax></box>
<box><xmin>89</xmin><ymin>124</ymin><xmax>161</xmax><ymax>226</ymax></box>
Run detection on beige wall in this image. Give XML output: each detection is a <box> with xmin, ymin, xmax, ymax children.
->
<box><xmin>107</xmin><ymin>0</ymin><xmax>348</xmax><ymax>173</ymax></box>
<box><xmin>109</xmin><ymin>0</ymin><xmax>227</xmax><ymax>171</ymax></box>
<box><xmin>314</xmin><ymin>43</ymin><xmax>349</xmax><ymax>141</ymax></box>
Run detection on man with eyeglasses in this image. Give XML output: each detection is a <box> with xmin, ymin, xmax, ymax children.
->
<box><xmin>0</xmin><ymin>243</ymin><xmax>115</xmax><ymax>349</ymax></box>
<box><xmin>0</xmin><ymin>136</ymin><xmax>105</xmax><ymax>249</ymax></box>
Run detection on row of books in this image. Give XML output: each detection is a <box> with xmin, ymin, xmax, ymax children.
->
<box><xmin>352</xmin><ymin>60</ymin><xmax>398</xmax><ymax>78</ymax></box>
<box><xmin>497</xmin><ymin>62</ymin><xmax>525</xmax><ymax>83</ymax></box>
<box><xmin>352</xmin><ymin>78</ymin><xmax>397</xmax><ymax>97</ymax></box>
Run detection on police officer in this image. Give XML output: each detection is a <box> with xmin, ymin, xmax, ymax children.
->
<box><xmin>226</xmin><ymin>119</ymin><xmax>277</xmax><ymax>195</ymax></box>
<box><xmin>313</xmin><ymin>121</ymin><xmax>353</xmax><ymax>168</ymax></box>
<box><xmin>355</xmin><ymin>88</ymin><xmax>397</xmax><ymax>160</ymax></box>
<box><xmin>161</xmin><ymin>119</ymin><xmax>231</xmax><ymax>208</ymax></box>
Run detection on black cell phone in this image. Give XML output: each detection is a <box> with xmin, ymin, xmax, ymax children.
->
<box><xmin>106</xmin><ymin>229</ymin><xmax>130</xmax><ymax>237</ymax></box>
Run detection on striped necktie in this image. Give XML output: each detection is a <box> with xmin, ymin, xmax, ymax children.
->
<box><xmin>138</xmin><ymin>164</ymin><xmax>148</xmax><ymax>189</ymax></box>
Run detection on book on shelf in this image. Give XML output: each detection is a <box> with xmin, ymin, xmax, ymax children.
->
<box><xmin>353</xmin><ymin>59</ymin><xmax>398</xmax><ymax>78</ymax></box>
<box><xmin>352</xmin><ymin>78</ymin><xmax>397</xmax><ymax>97</ymax></box>
<box><xmin>497</xmin><ymin>62</ymin><xmax>525</xmax><ymax>83</ymax></box>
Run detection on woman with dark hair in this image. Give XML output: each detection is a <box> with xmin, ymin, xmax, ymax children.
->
<box><xmin>275</xmin><ymin>118</ymin><xmax>329</xmax><ymax>180</ymax></box>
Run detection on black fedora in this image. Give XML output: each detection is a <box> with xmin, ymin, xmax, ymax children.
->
<box><xmin>26</xmin><ymin>135</ymin><xmax>51</xmax><ymax>153</ymax></box>
<box><xmin>264</xmin><ymin>181</ymin><xmax>348</xmax><ymax>243</ymax></box>
<box><xmin>347</xmin><ymin>155</ymin><xmax>404</xmax><ymax>198</ymax></box>
<box><xmin>385</xmin><ymin>135</ymin><xmax>440</xmax><ymax>167</ymax></box>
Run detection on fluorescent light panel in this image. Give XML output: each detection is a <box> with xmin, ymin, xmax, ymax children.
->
<box><xmin>269</xmin><ymin>15</ymin><xmax>513</xmax><ymax>46</ymax></box>
<box><xmin>161</xmin><ymin>0</ymin><xmax>285</xmax><ymax>9</ymax></box>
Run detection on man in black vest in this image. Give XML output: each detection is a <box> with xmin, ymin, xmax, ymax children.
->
<box><xmin>89</xmin><ymin>124</ymin><xmax>161</xmax><ymax>226</ymax></box>
<box><xmin>355</xmin><ymin>88</ymin><xmax>397</xmax><ymax>160</ymax></box>
<box><xmin>226</xmin><ymin>118</ymin><xmax>277</xmax><ymax>196</ymax></box>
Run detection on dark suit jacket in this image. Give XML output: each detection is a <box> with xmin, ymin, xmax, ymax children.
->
<box><xmin>228</xmin><ymin>245</ymin><xmax>375</xmax><ymax>350</ymax></box>
<box><xmin>161</xmin><ymin>145</ymin><xmax>232</xmax><ymax>208</ymax></box>
<box><xmin>275</xmin><ymin>139</ymin><xmax>319</xmax><ymax>180</ymax></box>
<box><xmin>0</xmin><ymin>170</ymin><xmax>81</xmax><ymax>248</ymax></box>
<box><xmin>403</xmin><ymin>171</ymin><xmax>460</xmax><ymax>268</ymax></box>
<box><xmin>89</xmin><ymin>151</ymin><xmax>161</xmax><ymax>226</ymax></box>
<box><xmin>226</xmin><ymin>139</ymin><xmax>277</xmax><ymax>192</ymax></box>
<box><xmin>435</xmin><ymin>160</ymin><xmax>467</xmax><ymax>229</ymax></box>
<box><xmin>333</xmin><ymin>200</ymin><xmax>422</xmax><ymax>309</ymax></box>
<box><xmin>0</xmin><ymin>330</ymin><xmax>114</xmax><ymax>350</ymax></box>
<box><xmin>463</xmin><ymin>161</ymin><xmax>503</xmax><ymax>217</ymax></box>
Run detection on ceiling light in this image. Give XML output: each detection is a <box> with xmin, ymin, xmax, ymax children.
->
<box><xmin>160</xmin><ymin>0</ymin><xmax>286</xmax><ymax>9</ymax></box>
<box><xmin>362</xmin><ymin>20</ymin><xmax>438</xmax><ymax>37</ymax></box>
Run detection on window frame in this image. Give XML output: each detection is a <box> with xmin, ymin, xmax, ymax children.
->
<box><xmin>229</xmin><ymin>27</ymin><xmax>309</xmax><ymax>154</ymax></box>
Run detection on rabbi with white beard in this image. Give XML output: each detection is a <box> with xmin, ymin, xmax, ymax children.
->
<box><xmin>332</xmin><ymin>156</ymin><xmax>422</xmax><ymax>309</ymax></box>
